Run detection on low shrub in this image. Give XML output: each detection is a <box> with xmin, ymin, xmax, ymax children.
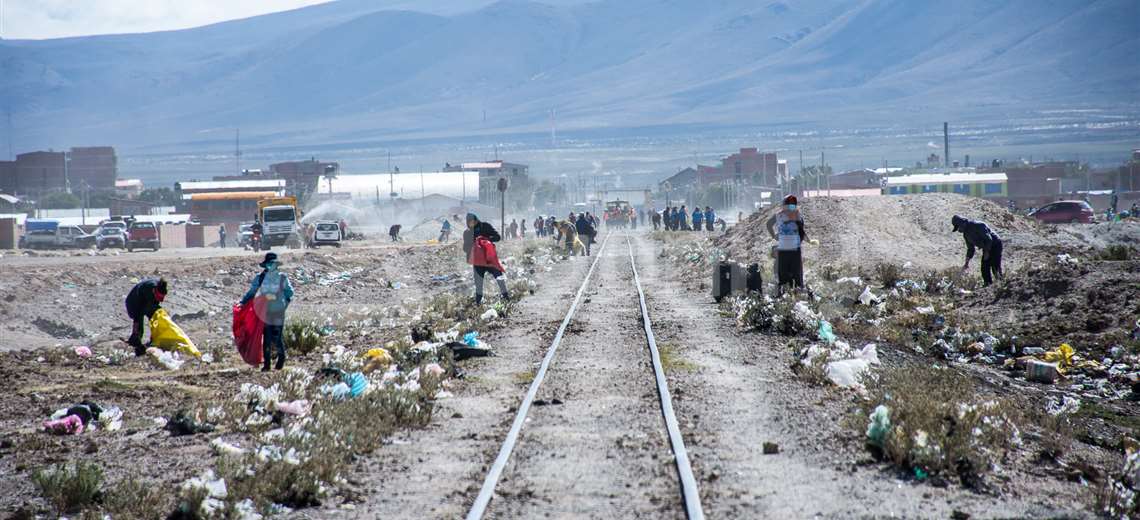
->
<box><xmin>102</xmin><ymin>477</ymin><xmax>172</xmax><ymax>519</ymax></box>
<box><xmin>31</xmin><ymin>461</ymin><xmax>103</xmax><ymax>515</ymax></box>
<box><xmin>875</xmin><ymin>262</ymin><xmax>903</xmax><ymax>289</ymax></box>
<box><xmin>858</xmin><ymin>366</ymin><xmax>1020</xmax><ymax>490</ymax></box>
<box><xmin>1102</xmin><ymin>244</ymin><xmax>1132</xmax><ymax>261</ymax></box>
<box><xmin>284</xmin><ymin>321</ymin><xmax>324</xmax><ymax>356</ymax></box>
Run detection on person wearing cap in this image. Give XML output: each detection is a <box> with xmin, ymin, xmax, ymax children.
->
<box><xmin>241</xmin><ymin>252</ymin><xmax>295</xmax><ymax>371</ymax></box>
<box><xmin>951</xmin><ymin>215</ymin><xmax>1003</xmax><ymax>287</ymax></box>
<box><xmin>766</xmin><ymin>195</ymin><xmax>808</xmax><ymax>294</ymax></box>
<box><xmin>125</xmin><ymin>278</ymin><xmax>169</xmax><ymax>355</ymax></box>
<box><xmin>463</xmin><ymin>213</ymin><xmax>509</xmax><ymax>304</ymax></box>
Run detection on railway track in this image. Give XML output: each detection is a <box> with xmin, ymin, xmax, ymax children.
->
<box><xmin>466</xmin><ymin>231</ymin><xmax>704</xmax><ymax>520</ymax></box>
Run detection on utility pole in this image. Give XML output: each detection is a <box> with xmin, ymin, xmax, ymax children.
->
<box><xmin>63</xmin><ymin>150</ymin><xmax>71</xmax><ymax>194</ymax></box>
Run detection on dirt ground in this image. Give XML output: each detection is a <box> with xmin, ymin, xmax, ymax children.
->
<box><xmin>1</xmin><ymin>197</ymin><xmax>1136</xmax><ymax>519</ymax></box>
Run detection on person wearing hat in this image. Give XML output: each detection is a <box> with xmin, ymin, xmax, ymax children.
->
<box><xmin>125</xmin><ymin>277</ymin><xmax>169</xmax><ymax>356</ymax></box>
<box><xmin>241</xmin><ymin>252</ymin><xmax>295</xmax><ymax>371</ymax></box>
<box><xmin>462</xmin><ymin>213</ymin><xmax>509</xmax><ymax>304</ymax></box>
<box><xmin>766</xmin><ymin>195</ymin><xmax>808</xmax><ymax>294</ymax></box>
<box><xmin>951</xmin><ymin>215</ymin><xmax>1003</xmax><ymax>287</ymax></box>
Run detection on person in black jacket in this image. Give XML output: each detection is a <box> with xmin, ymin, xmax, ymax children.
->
<box><xmin>952</xmin><ymin>215</ymin><xmax>1004</xmax><ymax>287</ymax></box>
<box><xmin>576</xmin><ymin>213</ymin><xmax>596</xmax><ymax>256</ymax></box>
<box><xmin>125</xmin><ymin>278</ymin><xmax>168</xmax><ymax>355</ymax></box>
<box><xmin>463</xmin><ymin>213</ymin><xmax>509</xmax><ymax>304</ymax></box>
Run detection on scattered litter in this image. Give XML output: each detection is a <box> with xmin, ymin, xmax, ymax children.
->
<box><xmin>345</xmin><ymin>372</ymin><xmax>368</xmax><ymax>397</ymax></box>
<box><xmin>43</xmin><ymin>415</ymin><xmax>84</xmax><ymax>435</ymax></box>
<box><xmin>836</xmin><ymin>276</ymin><xmax>863</xmax><ymax>285</ymax></box>
<box><xmin>915</xmin><ymin>306</ymin><xmax>935</xmax><ymax>315</ymax></box>
<box><xmin>180</xmin><ymin>470</ymin><xmax>228</xmax><ymax>518</ymax></box>
<box><xmin>1043</xmin><ymin>343</ymin><xmax>1075</xmax><ymax>369</ymax></box>
<box><xmin>210</xmin><ymin>438</ymin><xmax>247</xmax><ymax>457</ymax></box>
<box><xmin>275</xmin><ymin>400</ymin><xmax>311</xmax><ymax>417</ymax></box>
<box><xmin>866</xmin><ymin>405</ymin><xmax>891</xmax><ymax>448</ymax></box>
<box><xmin>363</xmin><ymin>348</ymin><xmax>393</xmax><ymax>373</ymax></box>
<box><xmin>147</xmin><ymin>347</ymin><xmax>184</xmax><ymax>370</ymax></box>
<box><xmin>858</xmin><ymin>286</ymin><xmax>878</xmax><ymax>306</ymax></box>
<box><xmin>165</xmin><ymin>410</ymin><xmax>216</xmax><ymax>436</ymax></box>
<box><xmin>480</xmin><ymin>308</ymin><xmax>499</xmax><ymax>321</ymax></box>
<box><xmin>149</xmin><ymin>308</ymin><xmax>201</xmax><ymax>357</ymax></box>
<box><xmin>1046</xmin><ymin>395</ymin><xmax>1082</xmax><ymax>416</ymax></box>
<box><xmin>825</xmin><ymin>344</ymin><xmax>880</xmax><ymax>389</ymax></box>
<box><xmin>463</xmin><ymin>331</ymin><xmax>481</xmax><ymax>347</ymax></box>
<box><xmin>445</xmin><ymin>341</ymin><xmax>492</xmax><ymax>361</ymax></box>
<box><xmin>74</xmin><ymin>346</ymin><xmax>93</xmax><ymax>358</ymax></box>
<box><xmin>533</xmin><ymin>398</ymin><xmax>563</xmax><ymax>406</ymax></box>
<box><xmin>424</xmin><ymin>363</ymin><xmax>446</xmax><ymax>377</ymax></box>
<box><xmin>817</xmin><ymin>320</ymin><xmax>837</xmax><ymax>344</ymax></box>
<box><xmin>1056</xmin><ymin>253</ymin><xmax>1079</xmax><ymax>266</ymax></box>
<box><xmin>1026</xmin><ymin>359</ymin><xmax>1061</xmax><ymax>384</ymax></box>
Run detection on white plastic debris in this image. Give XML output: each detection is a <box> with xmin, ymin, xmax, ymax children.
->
<box><xmin>480</xmin><ymin>308</ymin><xmax>499</xmax><ymax>321</ymax></box>
<box><xmin>1046</xmin><ymin>395</ymin><xmax>1082</xmax><ymax>416</ymax></box>
<box><xmin>858</xmin><ymin>286</ymin><xmax>878</xmax><ymax>306</ymax></box>
<box><xmin>1056</xmin><ymin>253</ymin><xmax>1079</xmax><ymax>266</ymax></box>
<box><xmin>825</xmin><ymin>344</ymin><xmax>881</xmax><ymax>389</ymax></box>
<box><xmin>181</xmin><ymin>470</ymin><xmax>227</xmax><ymax>517</ymax></box>
<box><xmin>836</xmin><ymin>276</ymin><xmax>863</xmax><ymax>285</ymax></box>
<box><xmin>915</xmin><ymin>306</ymin><xmax>935</xmax><ymax>315</ymax></box>
<box><xmin>210</xmin><ymin>438</ymin><xmax>247</xmax><ymax>457</ymax></box>
<box><xmin>147</xmin><ymin>348</ymin><xmax>184</xmax><ymax>370</ymax></box>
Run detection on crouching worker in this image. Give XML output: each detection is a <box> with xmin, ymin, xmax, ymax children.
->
<box><xmin>125</xmin><ymin>278</ymin><xmax>168</xmax><ymax>356</ymax></box>
<box><xmin>766</xmin><ymin>195</ymin><xmax>807</xmax><ymax>295</ymax></box>
<box><xmin>952</xmin><ymin>215</ymin><xmax>1003</xmax><ymax>287</ymax></box>
<box><xmin>241</xmin><ymin>253</ymin><xmax>294</xmax><ymax>371</ymax></box>
<box><xmin>463</xmin><ymin>213</ymin><xmax>509</xmax><ymax>304</ymax></box>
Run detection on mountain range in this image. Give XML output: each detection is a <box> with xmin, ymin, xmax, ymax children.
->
<box><xmin>2</xmin><ymin>0</ymin><xmax>1138</xmax><ymax>153</ymax></box>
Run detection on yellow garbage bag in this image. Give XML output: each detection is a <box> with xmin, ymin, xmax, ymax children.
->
<box><xmin>363</xmin><ymin>347</ymin><xmax>393</xmax><ymax>373</ymax></box>
<box><xmin>1043</xmin><ymin>343</ymin><xmax>1074</xmax><ymax>368</ymax></box>
<box><xmin>149</xmin><ymin>308</ymin><xmax>201</xmax><ymax>357</ymax></box>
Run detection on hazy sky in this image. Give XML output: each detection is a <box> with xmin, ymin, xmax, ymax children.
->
<box><xmin>2</xmin><ymin>0</ymin><xmax>334</xmax><ymax>39</ymax></box>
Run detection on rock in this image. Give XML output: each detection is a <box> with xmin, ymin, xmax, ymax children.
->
<box><xmin>762</xmin><ymin>442</ymin><xmax>779</xmax><ymax>454</ymax></box>
<box><xmin>951</xmin><ymin>510</ymin><xmax>970</xmax><ymax>520</ymax></box>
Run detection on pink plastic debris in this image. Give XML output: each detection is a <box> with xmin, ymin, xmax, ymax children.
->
<box><xmin>44</xmin><ymin>415</ymin><xmax>85</xmax><ymax>435</ymax></box>
<box><xmin>74</xmin><ymin>346</ymin><xmax>93</xmax><ymax>358</ymax></box>
<box><xmin>274</xmin><ymin>400</ymin><xmax>311</xmax><ymax>417</ymax></box>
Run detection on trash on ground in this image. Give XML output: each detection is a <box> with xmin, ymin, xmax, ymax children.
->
<box><xmin>445</xmin><ymin>341</ymin><xmax>493</xmax><ymax>361</ymax></box>
<box><xmin>362</xmin><ymin>348</ymin><xmax>393</xmax><ymax>373</ymax></box>
<box><xmin>858</xmin><ymin>286</ymin><xmax>879</xmax><ymax>306</ymax></box>
<box><xmin>1046</xmin><ymin>395</ymin><xmax>1081</xmax><ymax>416</ymax></box>
<box><xmin>180</xmin><ymin>470</ymin><xmax>228</xmax><ymax>518</ymax></box>
<box><xmin>825</xmin><ymin>344</ymin><xmax>880</xmax><ymax>389</ymax></box>
<box><xmin>165</xmin><ymin>409</ymin><xmax>216</xmax><ymax>436</ymax></box>
<box><xmin>1026</xmin><ymin>359</ymin><xmax>1061</xmax><ymax>384</ymax></box>
<box><xmin>74</xmin><ymin>346</ymin><xmax>93</xmax><ymax>358</ymax></box>
<box><xmin>147</xmin><ymin>347</ymin><xmax>185</xmax><ymax>370</ymax></box>
<box><xmin>865</xmin><ymin>404</ymin><xmax>891</xmax><ymax>449</ymax></box>
<box><xmin>275</xmin><ymin>400</ymin><xmax>311</xmax><ymax>417</ymax></box>
<box><xmin>480</xmin><ymin>308</ymin><xmax>499</xmax><ymax>321</ymax></box>
<box><xmin>149</xmin><ymin>308</ymin><xmax>201</xmax><ymax>357</ymax></box>
<box><xmin>210</xmin><ymin>438</ymin><xmax>247</xmax><ymax>457</ymax></box>
<box><xmin>1043</xmin><ymin>343</ymin><xmax>1075</xmax><ymax>370</ymax></box>
<box><xmin>43</xmin><ymin>415</ymin><xmax>84</xmax><ymax>435</ymax></box>
<box><xmin>817</xmin><ymin>320</ymin><xmax>837</xmax><ymax>344</ymax></box>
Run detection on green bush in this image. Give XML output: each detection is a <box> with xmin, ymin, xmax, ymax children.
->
<box><xmin>1102</xmin><ymin>244</ymin><xmax>1132</xmax><ymax>261</ymax></box>
<box><xmin>31</xmin><ymin>462</ymin><xmax>103</xmax><ymax>515</ymax></box>
<box><xmin>875</xmin><ymin>262</ymin><xmax>902</xmax><ymax>289</ymax></box>
<box><xmin>284</xmin><ymin>321</ymin><xmax>324</xmax><ymax>356</ymax></box>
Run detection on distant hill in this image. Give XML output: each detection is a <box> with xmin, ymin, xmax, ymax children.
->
<box><xmin>2</xmin><ymin>0</ymin><xmax>1137</xmax><ymax>151</ymax></box>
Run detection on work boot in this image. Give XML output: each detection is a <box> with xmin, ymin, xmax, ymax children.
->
<box><xmin>474</xmin><ymin>294</ymin><xmax>483</xmax><ymax>305</ymax></box>
<box><xmin>275</xmin><ymin>356</ymin><xmax>285</xmax><ymax>371</ymax></box>
<box><xmin>261</xmin><ymin>360</ymin><xmax>271</xmax><ymax>372</ymax></box>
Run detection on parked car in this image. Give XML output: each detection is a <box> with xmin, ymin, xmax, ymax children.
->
<box><xmin>308</xmin><ymin>221</ymin><xmax>343</xmax><ymax>248</ymax></box>
<box><xmin>127</xmin><ymin>221</ymin><xmax>160</xmax><ymax>252</ymax></box>
<box><xmin>96</xmin><ymin>227</ymin><xmax>127</xmax><ymax>250</ymax></box>
<box><xmin>238</xmin><ymin>222</ymin><xmax>254</xmax><ymax>249</ymax></box>
<box><xmin>22</xmin><ymin>219</ymin><xmax>96</xmax><ymax>249</ymax></box>
<box><xmin>1029</xmin><ymin>200</ymin><xmax>1094</xmax><ymax>224</ymax></box>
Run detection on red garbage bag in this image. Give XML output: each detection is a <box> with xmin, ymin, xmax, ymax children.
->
<box><xmin>470</xmin><ymin>236</ymin><xmax>505</xmax><ymax>273</ymax></box>
<box><xmin>233</xmin><ymin>298</ymin><xmax>265</xmax><ymax>367</ymax></box>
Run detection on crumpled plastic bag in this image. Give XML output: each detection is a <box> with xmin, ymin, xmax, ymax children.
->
<box><xmin>463</xmin><ymin>331</ymin><xmax>480</xmax><ymax>347</ymax></box>
<box><xmin>1044</xmin><ymin>343</ymin><xmax>1075</xmax><ymax>369</ymax></box>
<box><xmin>858</xmin><ymin>286</ymin><xmax>878</xmax><ymax>306</ymax></box>
<box><xmin>817</xmin><ymin>320</ymin><xmax>837</xmax><ymax>344</ymax></box>
<box><xmin>147</xmin><ymin>347</ymin><xmax>184</xmax><ymax>370</ymax></box>
<box><xmin>150</xmin><ymin>308</ymin><xmax>201</xmax><ymax>357</ymax></box>
<box><xmin>74</xmin><ymin>346</ymin><xmax>93</xmax><ymax>358</ymax></box>
<box><xmin>826</xmin><ymin>344</ymin><xmax>880</xmax><ymax>389</ymax></box>
<box><xmin>866</xmin><ymin>405</ymin><xmax>891</xmax><ymax>448</ymax></box>
<box><xmin>275</xmin><ymin>400</ymin><xmax>311</xmax><ymax>417</ymax></box>
<box><xmin>363</xmin><ymin>348</ymin><xmax>393</xmax><ymax>374</ymax></box>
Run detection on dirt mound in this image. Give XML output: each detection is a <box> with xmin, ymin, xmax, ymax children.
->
<box><xmin>717</xmin><ymin>193</ymin><xmax>1065</xmax><ymax>271</ymax></box>
<box><xmin>964</xmin><ymin>259</ymin><xmax>1140</xmax><ymax>356</ymax></box>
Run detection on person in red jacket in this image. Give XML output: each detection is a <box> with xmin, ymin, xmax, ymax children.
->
<box><xmin>462</xmin><ymin>213</ymin><xmax>510</xmax><ymax>304</ymax></box>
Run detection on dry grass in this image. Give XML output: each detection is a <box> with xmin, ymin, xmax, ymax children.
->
<box><xmin>858</xmin><ymin>365</ymin><xmax>1021</xmax><ymax>490</ymax></box>
<box><xmin>657</xmin><ymin>342</ymin><xmax>697</xmax><ymax>373</ymax></box>
<box><xmin>102</xmin><ymin>477</ymin><xmax>172</xmax><ymax>519</ymax></box>
<box><xmin>874</xmin><ymin>262</ymin><xmax>903</xmax><ymax>289</ymax></box>
<box><xmin>31</xmin><ymin>462</ymin><xmax>103</xmax><ymax>515</ymax></box>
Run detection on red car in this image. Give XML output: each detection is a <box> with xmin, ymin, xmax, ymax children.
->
<box><xmin>1029</xmin><ymin>200</ymin><xmax>1094</xmax><ymax>224</ymax></box>
<box><xmin>127</xmin><ymin>221</ymin><xmax>160</xmax><ymax>251</ymax></box>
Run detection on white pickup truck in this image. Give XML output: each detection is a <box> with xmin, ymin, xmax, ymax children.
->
<box><xmin>22</xmin><ymin>219</ymin><xmax>96</xmax><ymax>249</ymax></box>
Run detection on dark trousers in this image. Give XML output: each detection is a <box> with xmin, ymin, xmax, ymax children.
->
<box><xmin>263</xmin><ymin>324</ymin><xmax>285</xmax><ymax>369</ymax></box>
<box><xmin>128</xmin><ymin>318</ymin><xmax>146</xmax><ymax>355</ymax></box>
<box><xmin>777</xmin><ymin>249</ymin><xmax>804</xmax><ymax>292</ymax></box>
<box><xmin>981</xmin><ymin>238</ymin><xmax>1004</xmax><ymax>286</ymax></box>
